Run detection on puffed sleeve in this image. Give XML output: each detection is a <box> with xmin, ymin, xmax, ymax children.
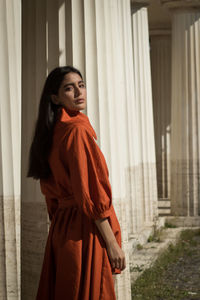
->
<box><xmin>61</xmin><ymin>125</ymin><xmax>114</xmax><ymax>220</ymax></box>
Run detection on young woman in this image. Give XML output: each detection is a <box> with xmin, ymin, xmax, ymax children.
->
<box><xmin>27</xmin><ymin>66</ymin><xmax>126</xmax><ymax>300</ymax></box>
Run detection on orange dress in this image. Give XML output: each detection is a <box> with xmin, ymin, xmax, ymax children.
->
<box><xmin>36</xmin><ymin>107</ymin><xmax>122</xmax><ymax>300</ymax></box>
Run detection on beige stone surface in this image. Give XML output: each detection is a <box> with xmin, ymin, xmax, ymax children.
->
<box><xmin>21</xmin><ymin>202</ymin><xmax>48</xmax><ymax>300</ymax></box>
<box><xmin>150</xmin><ymin>31</ymin><xmax>171</xmax><ymax>200</ymax></box>
<box><xmin>166</xmin><ymin>216</ymin><xmax>200</xmax><ymax>227</ymax></box>
<box><xmin>0</xmin><ymin>0</ymin><xmax>21</xmax><ymax>298</ymax></box>
<box><xmin>170</xmin><ymin>9</ymin><xmax>200</xmax><ymax>216</ymax></box>
<box><xmin>161</xmin><ymin>0</ymin><xmax>200</xmax><ymax>9</ymax></box>
<box><xmin>0</xmin><ymin>197</ymin><xmax>20</xmax><ymax>300</ymax></box>
<box><xmin>131</xmin><ymin>3</ymin><xmax>159</xmax><ymax>235</ymax></box>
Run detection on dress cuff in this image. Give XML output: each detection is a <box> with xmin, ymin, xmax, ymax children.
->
<box><xmin>93</xmin><ymin>204</ymin><xmax>114</xmax><ymax>220</ymax></box>
<box><xmin>112</xmin><ymin>267</ymin><xmax>121</xmax><ymax>274</ymax></box>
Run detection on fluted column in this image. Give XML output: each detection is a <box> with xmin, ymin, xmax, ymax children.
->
<box><xmin>83</xmin><ymin>1</ymin><xmax>132</xmax><ymax>298</ymax></box>
<box><xmin>161</xmin><ymin>0</ymin><xmax>200</xmax><ymax>216</ymax></box>
<box><xmin>130</xmin><ymin>0</ymin><xmax>158</xmax><ymax>232</ymax></box>
<box><xmin>22</xmin><ymin>0</ymin><xmax>133</xmax><ymax>299</ymax></box>
<box><xmin>150</xmin><ymin>30</ymin><xmax>172</xmax><ymax>201</ymax></box>
<box><xmin>22</xmin><ymin>1</ymin><xmax>48</xmax><ymax>299</ymax></box>
<box><xmin>0</xmin><ymin>0</ymin><xmax>21</xmax><ymax>299</ymax></box>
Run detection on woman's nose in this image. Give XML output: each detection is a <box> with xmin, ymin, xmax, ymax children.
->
<box><xmin>74</xmin><ymin>86</ymin><xmax>81</xmax><ymax>97</ymax></box>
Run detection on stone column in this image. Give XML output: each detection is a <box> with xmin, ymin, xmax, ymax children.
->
<box><xmin>150</xmin><ymin>29</ymin><xmax>172</xmax><ymax>214</ymax></box>
<box><xmin>161</xmin><ymin>0</ymin><xmax>200</xmax><ymax>217</ymax></box>
<box><xmin>83</xmin><ymin>1</ymin><xmax>132</xmax><ymax>298</ymax></box>
<box><xmin>130</xmin><ymin>0</ymin><xmax>158</xmax><ymax>232</ymax></box>
<box><xmin>0</xmin><ymin>0</ymin><xmax>21</xmax><ymax>299</ymax></box>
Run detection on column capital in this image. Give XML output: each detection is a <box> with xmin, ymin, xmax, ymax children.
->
<box><xmin>161</xmin><ymin>0</ymin><xmax>200</xmax><ymax>11</ymax></box>
<box><xmin>131</xmin><ymin>0</ymin><xmax>150</xmax><ymax>9</ymax></box>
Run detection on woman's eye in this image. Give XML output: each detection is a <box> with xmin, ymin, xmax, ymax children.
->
<box><xmin>79</xmin><ymin>83</ymin><xmax>86</xmax><ymax>88</ymax></box>
<box><xmin>65</xmin><ymin>86</ymin><xmax>73</xmax><ymax>91</ymax></box>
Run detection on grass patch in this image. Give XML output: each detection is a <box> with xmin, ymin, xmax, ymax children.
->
<box><xmin>136</xmin><ymin>244</ymin><xmax>143</xmax><ymax>251</ymax></box>
<box><xmin>164</xmin><ymin>222</ymin><xmax>177</xmax><ymax>228</ymax></box>
<box><xmin>130</xmin><ymin>265</ymin><xmax>144</xmax><ymax>273</ymax></box>
<box><xmin>147</xmin><ymin>227</ymin><xmax>163</xmax><ymax>243</ymax></box>
<box><xmin>131</xmin><ymin>229</ymin><xmax>200</xmax><ymax>299</ymax></box>
<box><xmin>147</xmin><ymin>234</ymin><xmax>161</xmax><ymax>243</ymax></box>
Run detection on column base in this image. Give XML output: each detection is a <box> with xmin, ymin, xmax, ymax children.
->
<box><xmin>165</xmin><ymin>216</ymin><xmax>200</xmax><ymax>227</ymax></box>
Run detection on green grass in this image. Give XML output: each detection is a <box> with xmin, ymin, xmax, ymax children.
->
<box><xmin>164</xmin><ymin>222</ymin><xmax>177</xmax><ymax>228</ymax></box>
<box><xmin>131</xmin><ymin>229</ymin><xmax>200</xmax><ymax>300</ymax></box>
<box><xmin>136</xmin><ymin>244</ymin><xmax>143</xmax><ymax>251</ymax></box>
<box><xmin>147</xmin><ymin>227</ymin><xmax>163</xmax><ymax>243</ymax></box>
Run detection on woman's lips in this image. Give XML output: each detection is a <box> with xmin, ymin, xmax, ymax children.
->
<box><xmin>75</xmin><ymin>99</ymin><xmax>85</xmax><ymax>104</ymax></box>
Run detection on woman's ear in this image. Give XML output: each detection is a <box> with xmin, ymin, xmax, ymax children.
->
<box><xmin>51</xmin><ymin>94</ymin><xmax>60</xmax><ymax>105</ymax></box>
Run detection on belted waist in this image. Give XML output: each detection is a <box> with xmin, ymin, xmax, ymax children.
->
<box><xmin>57</xmin><ymin>195</ymin><xmax>78</xmax><ymax>210</ymax></box>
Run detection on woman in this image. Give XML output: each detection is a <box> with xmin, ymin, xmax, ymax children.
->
<box><xmin>27</xmin><ymin>66</ymin><xmax>126</xmax><ymax>300</ymax></box>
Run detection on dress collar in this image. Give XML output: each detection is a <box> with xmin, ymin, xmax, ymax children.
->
<box><xmin>56</xmin><ymin>106</ymin><xmax>97</xmax><ymax>140</ymax></box>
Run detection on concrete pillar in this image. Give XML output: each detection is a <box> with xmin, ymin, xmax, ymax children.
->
<box><xmin>130</xmin><ymin>0</ymin><xmax>158</xmax><ymax>232</ymax></box>
<box><xmin>161</xmin><ymin>0</ymin><xmax>200</xmax><ymax>216</ymax></box>
<box><xmin>22</xmin><ymin>0</ymin><xmax>133</xmax><ymax>298</ymax></box>
<box><xmin>0</xmin><ymin>0</ymin><xmax>21</xmax><ymax>299</ymax></box>
<box><xmin>150</xmin><ymin>29</ymin><xmax>172</xmax><ymax>203</ymax></box>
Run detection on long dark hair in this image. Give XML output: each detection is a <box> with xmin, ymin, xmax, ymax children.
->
<box><xmin>27</xmin><ymin>65</ymin><xmax>83</xmax><ymax>179</ymax></box>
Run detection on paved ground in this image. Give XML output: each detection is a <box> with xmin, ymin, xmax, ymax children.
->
<box><xmin>162</xmin><ymin>234</ymin><xmax>200</xmax><ymax>299</ymax></box>
<box><xmin>130</xmin><ymin>228</ymin><xmax>184</xmax><ymax>282</ymax></box>
<box><xmin>130</xmin><ymin>227</ymin><xmax>200</xmax><ymax>300</ymax></box>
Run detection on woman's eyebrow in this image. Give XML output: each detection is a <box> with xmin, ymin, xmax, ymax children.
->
<box><xmin>63</xmin><ymin>80</ymin><xmax>85</xmax><ymax>88</ymax></box>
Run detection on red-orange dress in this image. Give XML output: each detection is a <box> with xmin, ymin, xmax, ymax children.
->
<box><xmin>36</xmin><ymin>107</ymin><xmax>122</xmax><ymax>300</ymax></box>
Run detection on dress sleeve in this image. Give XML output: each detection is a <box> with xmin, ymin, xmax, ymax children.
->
<box><xmin>61</xmin><ymin>125</ymin><xmax>113</xmax><ymax>220</ymax></box>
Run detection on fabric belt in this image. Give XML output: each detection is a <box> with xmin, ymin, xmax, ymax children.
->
<box><xmin>57</xmin><ymin>195</ymin><xmax>78</xmax><ymax>210</ymax></box>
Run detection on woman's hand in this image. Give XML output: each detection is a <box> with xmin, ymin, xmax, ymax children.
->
<box><xmin>94</xmin><ymin>217</ymin><xmax>126</xmax><ymax>271</ymax></box>
<box><xmin>106</xmin><ymin>240</ymin><xmax>126</xmax><ymax>271</ymax></box>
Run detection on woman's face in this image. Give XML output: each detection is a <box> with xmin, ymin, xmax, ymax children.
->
<box><xmin>51</xmin><ymin>72</ymin><xmax>87</xmax><ymax>112</ymax></box>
